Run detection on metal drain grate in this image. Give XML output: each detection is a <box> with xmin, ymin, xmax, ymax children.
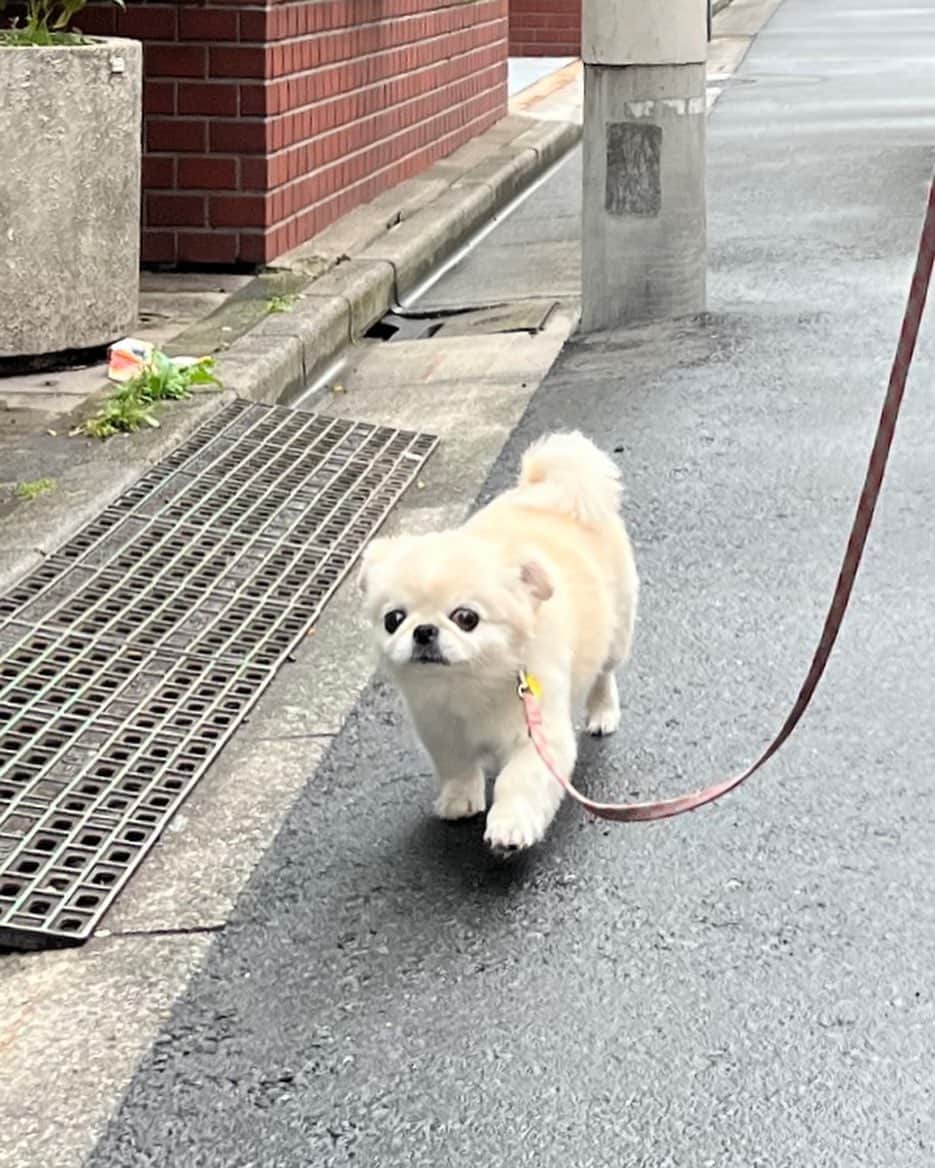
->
<box><xmin>0</xmin><ymin>401</ymin><xmax>436</xmax><ymax>949</ymax></box>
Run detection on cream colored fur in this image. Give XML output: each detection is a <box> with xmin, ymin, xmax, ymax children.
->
<box><xmin>359</xmin><ymin>431</ymin><xmax>639</xmax><ymax>853</ymax></box>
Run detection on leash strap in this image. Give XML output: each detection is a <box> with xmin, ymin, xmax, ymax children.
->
<box><xmin>520</xmin><ymin>171</ymin><xmax>935</xmax><ymax>823</ymax></box>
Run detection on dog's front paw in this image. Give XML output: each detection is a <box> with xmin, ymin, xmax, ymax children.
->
<box><xmin>435</xmin><ymin>775</ymin><xmax>486</xmax><ymax>821</ymax></box>
<box><xmin>484</xmin><ymin>796</ymin><xmax>552</xmax><ymax>853</ymax></box>
<box><xmin>586</xmin><ymin>705</ymin><xmax>620</xmax><ymax>737</ymax></box>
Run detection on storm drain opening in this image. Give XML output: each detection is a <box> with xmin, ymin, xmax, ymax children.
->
<box><xmin>0</xmin><ymin>400</ymin><xmax>437</xmax><ymax>951</ymax></box>
<box><xmin>365</xmin><ymin>299</ymin><xmax>558</xmax><ymax>343</ymax></box>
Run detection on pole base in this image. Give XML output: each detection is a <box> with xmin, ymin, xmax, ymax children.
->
<box><xmin>580</xmin><ymin>63</ymin><xmax>707</xmax><ymax>333</ymax></box>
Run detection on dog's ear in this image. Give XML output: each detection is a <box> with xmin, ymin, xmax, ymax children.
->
<box><xmin>519</xmin><ymin>559</ymin><xmax>553</xmax><ymax>607</ymax></box>
<box><xmin>358</xmin><ymin>537</ymin><xmax>394</xmax><ymax>595</ymax></box>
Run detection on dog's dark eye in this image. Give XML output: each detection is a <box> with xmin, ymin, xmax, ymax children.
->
<box><xmin>384</xmin><ymin>609</ymin><xmax>406</xmax><ymax>634</ymax></box>
<box><xmin>450</xmin><ymin>607</ymin><xmax>479</xmax><ymax>632</ymax></box>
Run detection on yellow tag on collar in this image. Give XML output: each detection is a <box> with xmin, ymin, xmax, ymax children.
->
<box><xmin>518</xmin><ymin>670</ymin><xmax>543</xmax><ymax>699</ymax></box>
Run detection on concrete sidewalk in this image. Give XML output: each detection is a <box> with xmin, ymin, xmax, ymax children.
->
<box><xmin>33</xmin><ymin>0</ymin><xmax>935</xmax><ymax>1165</ymax></box>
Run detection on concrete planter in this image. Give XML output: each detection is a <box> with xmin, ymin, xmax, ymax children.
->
<box><xmin>0</xmin><ymin>37</ymin><xmax>142</xmax><ymax>359</ymax></box>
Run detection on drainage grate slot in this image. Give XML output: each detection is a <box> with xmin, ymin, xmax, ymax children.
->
<box><xmin>0</xmin><ymin>401</ymin><xmax>436</xmax><ymax>949</ymax></box>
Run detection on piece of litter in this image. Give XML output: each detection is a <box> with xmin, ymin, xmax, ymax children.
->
<box><xmin>332</xmin><ymin>383</ymin><xmax>345</xmax><ymax>394</ymax></box>
<box><xmin>107</xmin><ymin>341</ymin><xmax>212</xmax><ymax>387</ymax></box>
<box><xmin>107</xmin><ymin>337</ymin><xmax>154</xmax><ymax>383</ymax></box>
<box><xmin>416</xmin><ymin>480</ymin><xmax>426</xmax><ymax>490</ymax></box>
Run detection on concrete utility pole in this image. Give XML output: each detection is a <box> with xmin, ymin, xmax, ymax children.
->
<box><xmin>580</xmin><ymin>0</ymin><xmax>707</xmax><ymax>332</ymax></box>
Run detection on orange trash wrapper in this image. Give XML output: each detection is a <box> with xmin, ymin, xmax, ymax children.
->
<box><xmin>107</xmin><ymin>337</ymin><xmax>155</xmax><ymax>383</ymax></box>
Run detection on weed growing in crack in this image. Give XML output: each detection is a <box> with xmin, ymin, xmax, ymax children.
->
<box><xmin>79</xmin><ymin>350</ymin><xmax>221</xmax><ymax>440</ymax></box>
<box><xmin>266</xmin><ymin>294</ymin><xmax>297</xmax><ymax>314</ymax></box>
<box><xmin>14</xmin><ymin>478</ymin><xmax>57</xmax><ymax>501</ymax></box>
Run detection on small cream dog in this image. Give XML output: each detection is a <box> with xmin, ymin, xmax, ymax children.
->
<box><xmin>359</xmin><ymin>432</ymin><xmax>639</xmax><ymax>852</ymax></box>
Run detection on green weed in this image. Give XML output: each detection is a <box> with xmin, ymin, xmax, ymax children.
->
<box><xmin>80</xmin><ymin>351</ymin><xmax>221</xmax><ymax>440</ymax></box>
<box><xmin>15</xmin><ymin>477</ymin><xmax>56</xmax><ymax>501</ymax></box>
<box><xmin>0</xmin><ymin>0</ymin><xmax>123</xmax><ymax>45</ymax></box>
<box><xmin>266</xmin><ymin>294</ymin><xmax>297</xmax><ymax>314</ymax></box>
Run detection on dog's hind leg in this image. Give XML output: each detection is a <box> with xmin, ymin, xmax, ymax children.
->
<box><xmin>586</xmin><ymin>576</ymin><xmax>637</xmax><ymax>736</ymax></box>
<box><xmin>585</xmin><ymin>669</ymin><xmax>620</xmax><ymax>736</ymax></box>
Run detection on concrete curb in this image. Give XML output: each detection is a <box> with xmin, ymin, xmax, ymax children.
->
<box><xmin>214</xmin><ymin>115</ymin><xmax>581</xmax><ymax>403</ymax></box>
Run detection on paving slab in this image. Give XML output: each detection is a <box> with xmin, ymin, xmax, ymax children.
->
<box><xmin>0</xmin><ymin>935</ymin><xmax>212</xmax><ymax>1168</ymax></box>
<box><xmin>508</xmin><ymin>57</ymin><xmax>576</xmax><ymax>99</ymax></box>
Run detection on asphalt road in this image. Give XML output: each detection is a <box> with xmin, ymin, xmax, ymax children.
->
<box><xmin>89</xmin><ymin>1</ymin><xmax>935</xmax><ymax>1163</ymax></box>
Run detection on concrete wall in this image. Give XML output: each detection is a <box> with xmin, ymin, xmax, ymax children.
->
<box><xmin>0</xmin><ymin>39</ymin><xmax>141</xmax><ymax>356</ymax></box>
<box><xmin>82</xmin><ymin>0</ymin><xmax>509</xmax><ymax>267</ymax></box>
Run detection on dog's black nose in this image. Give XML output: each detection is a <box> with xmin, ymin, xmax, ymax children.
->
<box><xmin>413</xmin><ymin>624</ymin><xmax>438</xmax><ymax>646</ymax></box>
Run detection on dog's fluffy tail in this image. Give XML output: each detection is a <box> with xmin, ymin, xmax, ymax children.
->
<box><xmin>517</xmin><ymin>431</ymin><xmax>622</xmax><ymax>528</ymax></box>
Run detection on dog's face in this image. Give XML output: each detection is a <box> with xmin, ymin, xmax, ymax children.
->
<box><xmin>359</xmin><ymin>532</ymin><xmax>552</xmax><ymax>674</ymax></box>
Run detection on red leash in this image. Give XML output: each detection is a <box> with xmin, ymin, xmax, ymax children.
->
<box><xmin>520</xmin><ymin>172</ymin><xmax>935</xmax><ymax>823</ymax></box>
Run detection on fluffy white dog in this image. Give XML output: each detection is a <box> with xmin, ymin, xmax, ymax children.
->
<box><xmin>359</xmin><ymin>432</ymin><xmax>639</xmax><ymax>853</ymax></box>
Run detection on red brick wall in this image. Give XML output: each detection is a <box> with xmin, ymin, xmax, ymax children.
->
<box><xmin>81</xmin><ymin>1</ymin><xmax>508</xmax><ymax>267</ymax></box>
<box><xmin>509</xmin><ymin>0</ymin><xmax>579</xmax><ymax>56</ymax></box>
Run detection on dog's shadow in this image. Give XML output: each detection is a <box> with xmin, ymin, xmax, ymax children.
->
<box><xmin>405</xmin><ymin>812</ymin><xmax>539</xmax><ymax>894</ymax></box>
<box><xmin>397</xmin><ymin>739</ymin><xmax>603</xmax><ymax>903</ymax></box>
